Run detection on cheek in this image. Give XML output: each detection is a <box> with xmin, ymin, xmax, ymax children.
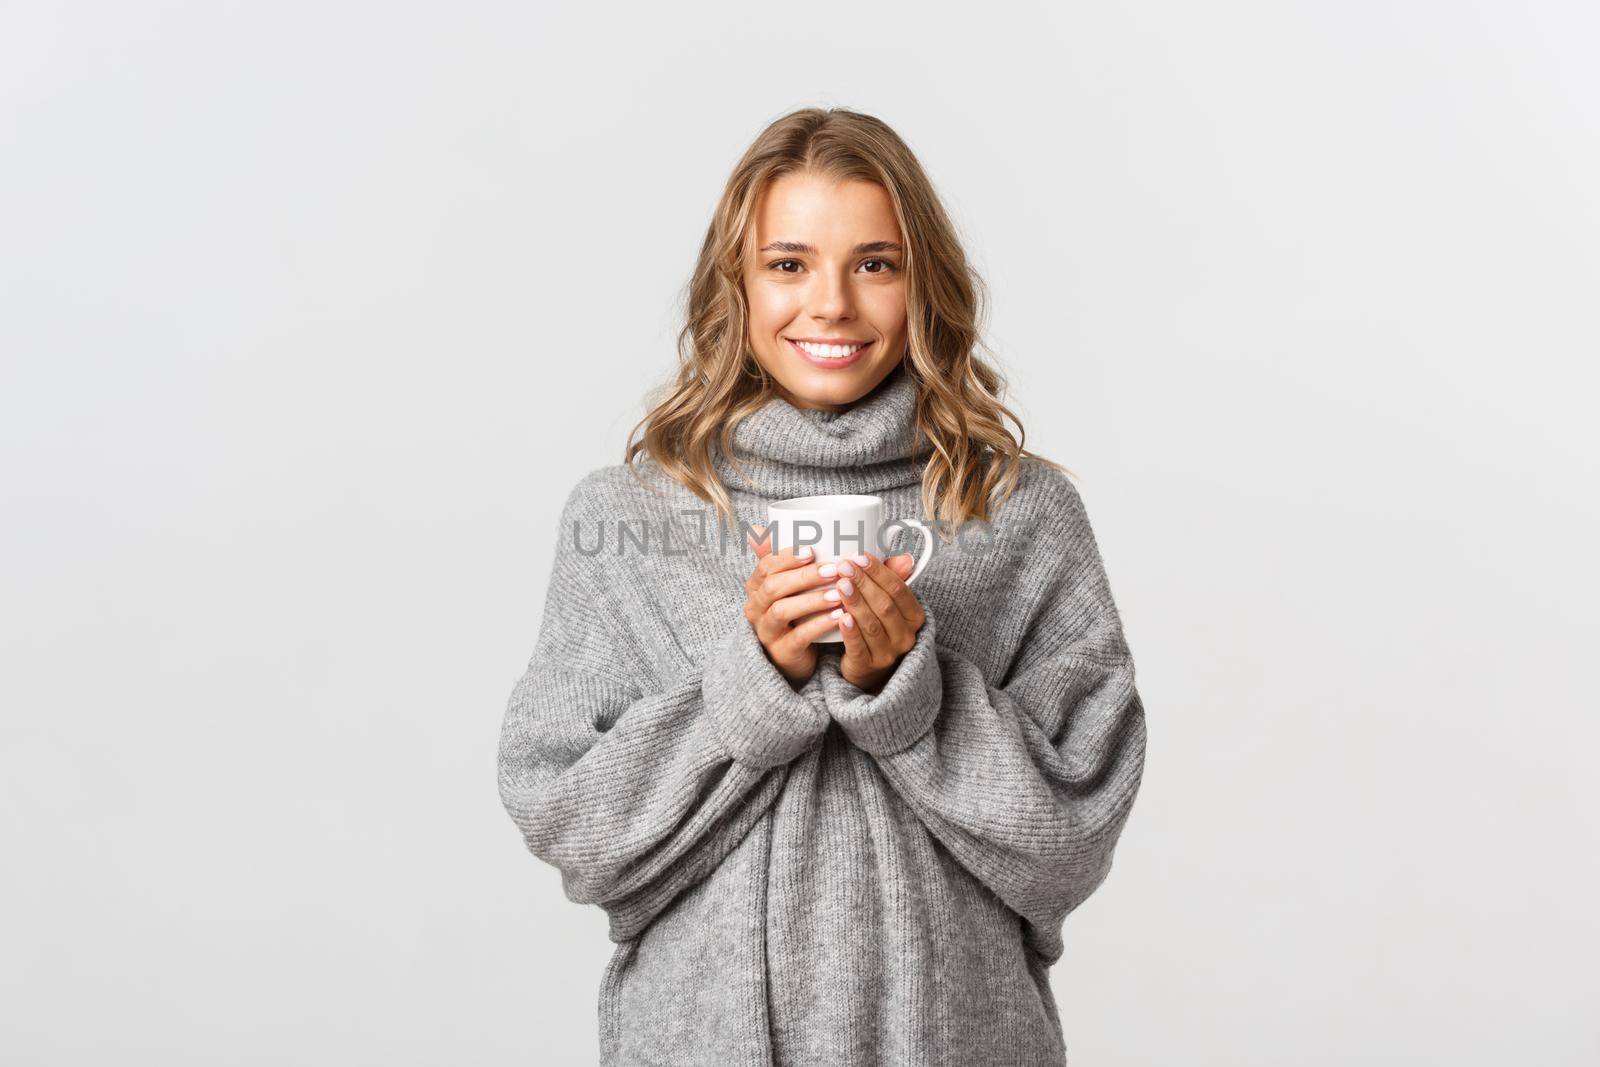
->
<box><xmin>864</xmin><ymin>291</ymin><xmax>908</xmax><ymax>334</ymax></box>
<box><xmin>746</xmin><ymin>286</ymin><xmax>799</xmax><ymax>334</ymax></box>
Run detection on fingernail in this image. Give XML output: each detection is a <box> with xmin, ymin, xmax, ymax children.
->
<box><xmin>839</xmin><ymin>578</ymin><xmax>854</xmax><ymax>598</ymax></box>
<box><xmin>830</xmin><ymin>608</ymin><xmax>843</xmax><ymax>618</ymax></box>
<box><xmin>840</xmin><ymin>614</ymin><xmax>855</xmax><ymax>629</ymax></box>
<box><xmin>838</xmin><ymin>561</ymin><xmax>854</xmax><ymax>577</ymax></box>
<box><xmin>823</xmin><ymin>589</ymin><xmax>840</xmax><ymax>602</ymax></box>
<box><xmin>818</xmin><ymin>563</ymin><xmax>837</xmax><ymax>577</ymax></box>
<box><xmin>795</xmin><ymin>545</ymin><xmax>812</xmax><ymax>558</ymax></box>
<box><xmin>852</xmin><ymin>554</ymin><xmax>870</xmax><ymax>567</ymax></box>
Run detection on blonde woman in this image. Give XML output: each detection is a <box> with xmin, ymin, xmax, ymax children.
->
<box><xmin>498</xmin><ymin>107</ymin><xmax>1147</xmax><ymax>1067</ymax></box>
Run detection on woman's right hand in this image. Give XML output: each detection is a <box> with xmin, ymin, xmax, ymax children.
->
<box><xmin>743</xmin><ymin>524</ymin><xmax>843</xmax><ymax>688</ymax></box>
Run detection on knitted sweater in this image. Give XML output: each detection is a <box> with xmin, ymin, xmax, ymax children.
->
<box><xmin>497</xmin><ymin>365</ymin><xmax>1147</xmax><ymax>1066</ymax></box>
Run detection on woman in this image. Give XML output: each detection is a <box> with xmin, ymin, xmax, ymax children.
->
<box><xmin>497</xmin><ymin>107</ymin><xmax>1147</xmax><ymax>1066</ymax></box>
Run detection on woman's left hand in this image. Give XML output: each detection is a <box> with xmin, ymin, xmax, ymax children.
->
<box><xmin>828</xmin><ymin>551</ymin><xmax>926</xmax><ymax>693</ymax></box>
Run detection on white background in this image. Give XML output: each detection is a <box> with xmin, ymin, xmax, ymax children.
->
<box><xmin>3</xmin><ymin>1</ymin><xmax>1596</xmax><ymax>1063</ymax></box>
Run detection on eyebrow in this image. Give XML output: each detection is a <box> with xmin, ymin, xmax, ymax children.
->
<box><xmin>758</xmin><ymin>240</ymin><xmax>905</xmax><ymax>255</ymax></box>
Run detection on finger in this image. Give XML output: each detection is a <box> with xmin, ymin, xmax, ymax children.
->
<box><xmin>748</xmin><ymin>525</ymin><xmax>813</xmax><ymax>570</ymax></box>
<box><xmin>836</xmin><ymin>575</ymin><xmax>895</xmax><ymax>662</ymax></box>
<box><xmin>753</xmin><ymin>590</ymin><xmax>825</xmax><ymax>645</ymax></box>
<box><xmin>768</xmin><ymin>585</ymin><xmax>844</xmax><ymax>625</ymax></box>
<box><xmin>756</xmin><ymin>556</ymin><xmax>836</xmax><ymax>608</ymax></box>
<box><xmin>774</xmin><ymin>607</ymin><xmax>841</xmax><ymax>657</ymax></box>
<box><xmin>849</xmin><ymin>555</ymin><xmax>915</xmax><ymax>631</ymax></box>
<box><xmin>756</xmin><ymin>541</ymin><xmax>815</xmax><ymax>579</ymax></box>
<box><xmin>833</xmin><ymin>601</ymin><xmax>870</xmax><ymax>659</ymax></box>
<box><xmin>856</xmin><ymin>552</ymin><xmax>925</xmax><ymax>629</ymax></box>
<box><xmin>749</xmin><ymin>599</ymin><xmax>789</xmax><ymax>648</ymax></box>
<box><xmin>747</xmin><ymin>524</ymin><xmax>771</xmax><ymax>560</ymax></box>
<box><xmin>748</xmin><ymin>545</ymin><xmax>816</xmax><ymax>605</ymax></box>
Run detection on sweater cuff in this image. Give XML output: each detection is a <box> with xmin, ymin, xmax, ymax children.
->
<box><xmin>702</xmin><ymin>616</ymin><xmax>832</xmax><ymax>770</ymax></box>
<box><xmin>817</xmin><ymin>609</ymin><xmax>943</xmax><ymax>756</ymax></box>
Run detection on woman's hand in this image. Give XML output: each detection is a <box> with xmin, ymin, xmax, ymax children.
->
<box><xmin>833</xmin><ymin>551</ymin><xmax>925</xmax><ymax>693</ymax></box>
<box><xmin>743</xmin><ymin>525</ymin><xmax>843</xmax><ymax>688</ymax></box>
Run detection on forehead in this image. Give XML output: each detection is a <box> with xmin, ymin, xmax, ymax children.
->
<box><xmin>752</xmin><ymin>172</ymin><xmax>900</xmax><ymax>246</ymax></box>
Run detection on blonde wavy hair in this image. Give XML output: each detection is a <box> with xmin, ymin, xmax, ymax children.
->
<box><xmin>624</xmin><ymin>106</ymin><xmax>1069</xmax><ymax>539</ymax></box>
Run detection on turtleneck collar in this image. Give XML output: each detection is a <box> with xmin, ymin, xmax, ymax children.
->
<box><xmin>711</xmin><ymin>364</ymin><xmax>933</xmax><ymax>499</ymax></box>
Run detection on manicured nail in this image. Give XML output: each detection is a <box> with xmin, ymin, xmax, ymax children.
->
<box><xmin>852</xmin><ymin>554</ymin><xmax>870</xmax><ymax>567</ymax></box>
<box><xmin>823</xmin><ymin>589</ymin><xmax>840</xmax><ymax>602</ymax></box>
<box><xmin>830</xmin><ymin>608</ymin><xmax>844</xmax><ymax>618</ymax></box>
<box><xmin>796</xmin><ymin>545</ymin><xmax>813</xmax><ymax>559</ymax></box>
<box><xmin>837</xmin><ymin>561</ymin><xmax>854</xmax><ymax>577</ymax></box>
<box><xmin>818</xmin><ymin>563</ymin><xmax>837</xmax><ymax>577</ymax></box>
<box><xmin>840</xmin><ymin>614</ymin><xmax>855</xmax><ymax>629</ymax></box>
<box><xmin>838</xmin><ymin>578</ymin><xmax>854</xmax><ymax>598</ymax></box>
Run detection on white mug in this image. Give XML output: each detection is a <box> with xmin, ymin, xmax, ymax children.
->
<box><xmin>765</xmin><ymin>494</ymin><xmax>935</xmax><ymax>644</ymax></box>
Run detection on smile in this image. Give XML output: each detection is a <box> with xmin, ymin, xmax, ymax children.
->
<box><xmin>787</xmin><ymin>338</ymin><xmax>871</xmax><ymax>368</ymax></box>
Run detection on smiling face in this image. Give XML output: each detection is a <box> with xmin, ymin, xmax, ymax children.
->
<box><xmin>742</xmin><ymin>171</ymin><xmax>909</xmax><ymax>413</ymax></box>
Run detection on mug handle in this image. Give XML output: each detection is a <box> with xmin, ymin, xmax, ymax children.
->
<box><xmin>892</xmin><ymin>519</ymin><xmax>936</xmax><ymax>587</ymax></box>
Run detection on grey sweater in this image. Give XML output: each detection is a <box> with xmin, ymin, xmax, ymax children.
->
<box><xmin>497</xmin><ymin>366</ymin><xmax>1147</xmax><ymax>1066</ymax></box>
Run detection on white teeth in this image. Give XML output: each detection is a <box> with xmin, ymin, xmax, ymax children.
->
<box><xmin>793</xmin><ymin>340</ymin><xmax>865</xmax><ymax>359</ymax></box>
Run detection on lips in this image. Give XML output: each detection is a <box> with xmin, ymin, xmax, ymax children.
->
<box><xmin>787</xmin><ymin>338</ymin><xmax>871</xmax><ymax>370</ymax></box>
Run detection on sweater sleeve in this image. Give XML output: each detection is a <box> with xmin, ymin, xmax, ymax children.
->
<box><xmin>497</xmin><ymin>482</ymin><xmax>832</xmax><ymax>942</ymax></box>
<box><xmin>814</xmin><ymin>485</ymin><xmax>1147</xmax><ymax>963</ymax></box>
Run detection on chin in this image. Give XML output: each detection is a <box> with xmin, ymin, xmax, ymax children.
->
<box><xmin>793</xmin><ymin>367</ymin><xmax>898</xmax><ymax>406</ymax></box>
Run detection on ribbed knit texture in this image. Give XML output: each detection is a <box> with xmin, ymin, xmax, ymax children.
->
<box><xmin>497</xmin><ymin>365</ymin><xmax>1147</xmax><ymax>1066</ymax></box>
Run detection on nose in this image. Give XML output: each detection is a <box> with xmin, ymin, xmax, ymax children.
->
<box><xmin>805</xmin><ymin>263</ymin><xmax>855</xmax><ymax>323</ymax></box>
